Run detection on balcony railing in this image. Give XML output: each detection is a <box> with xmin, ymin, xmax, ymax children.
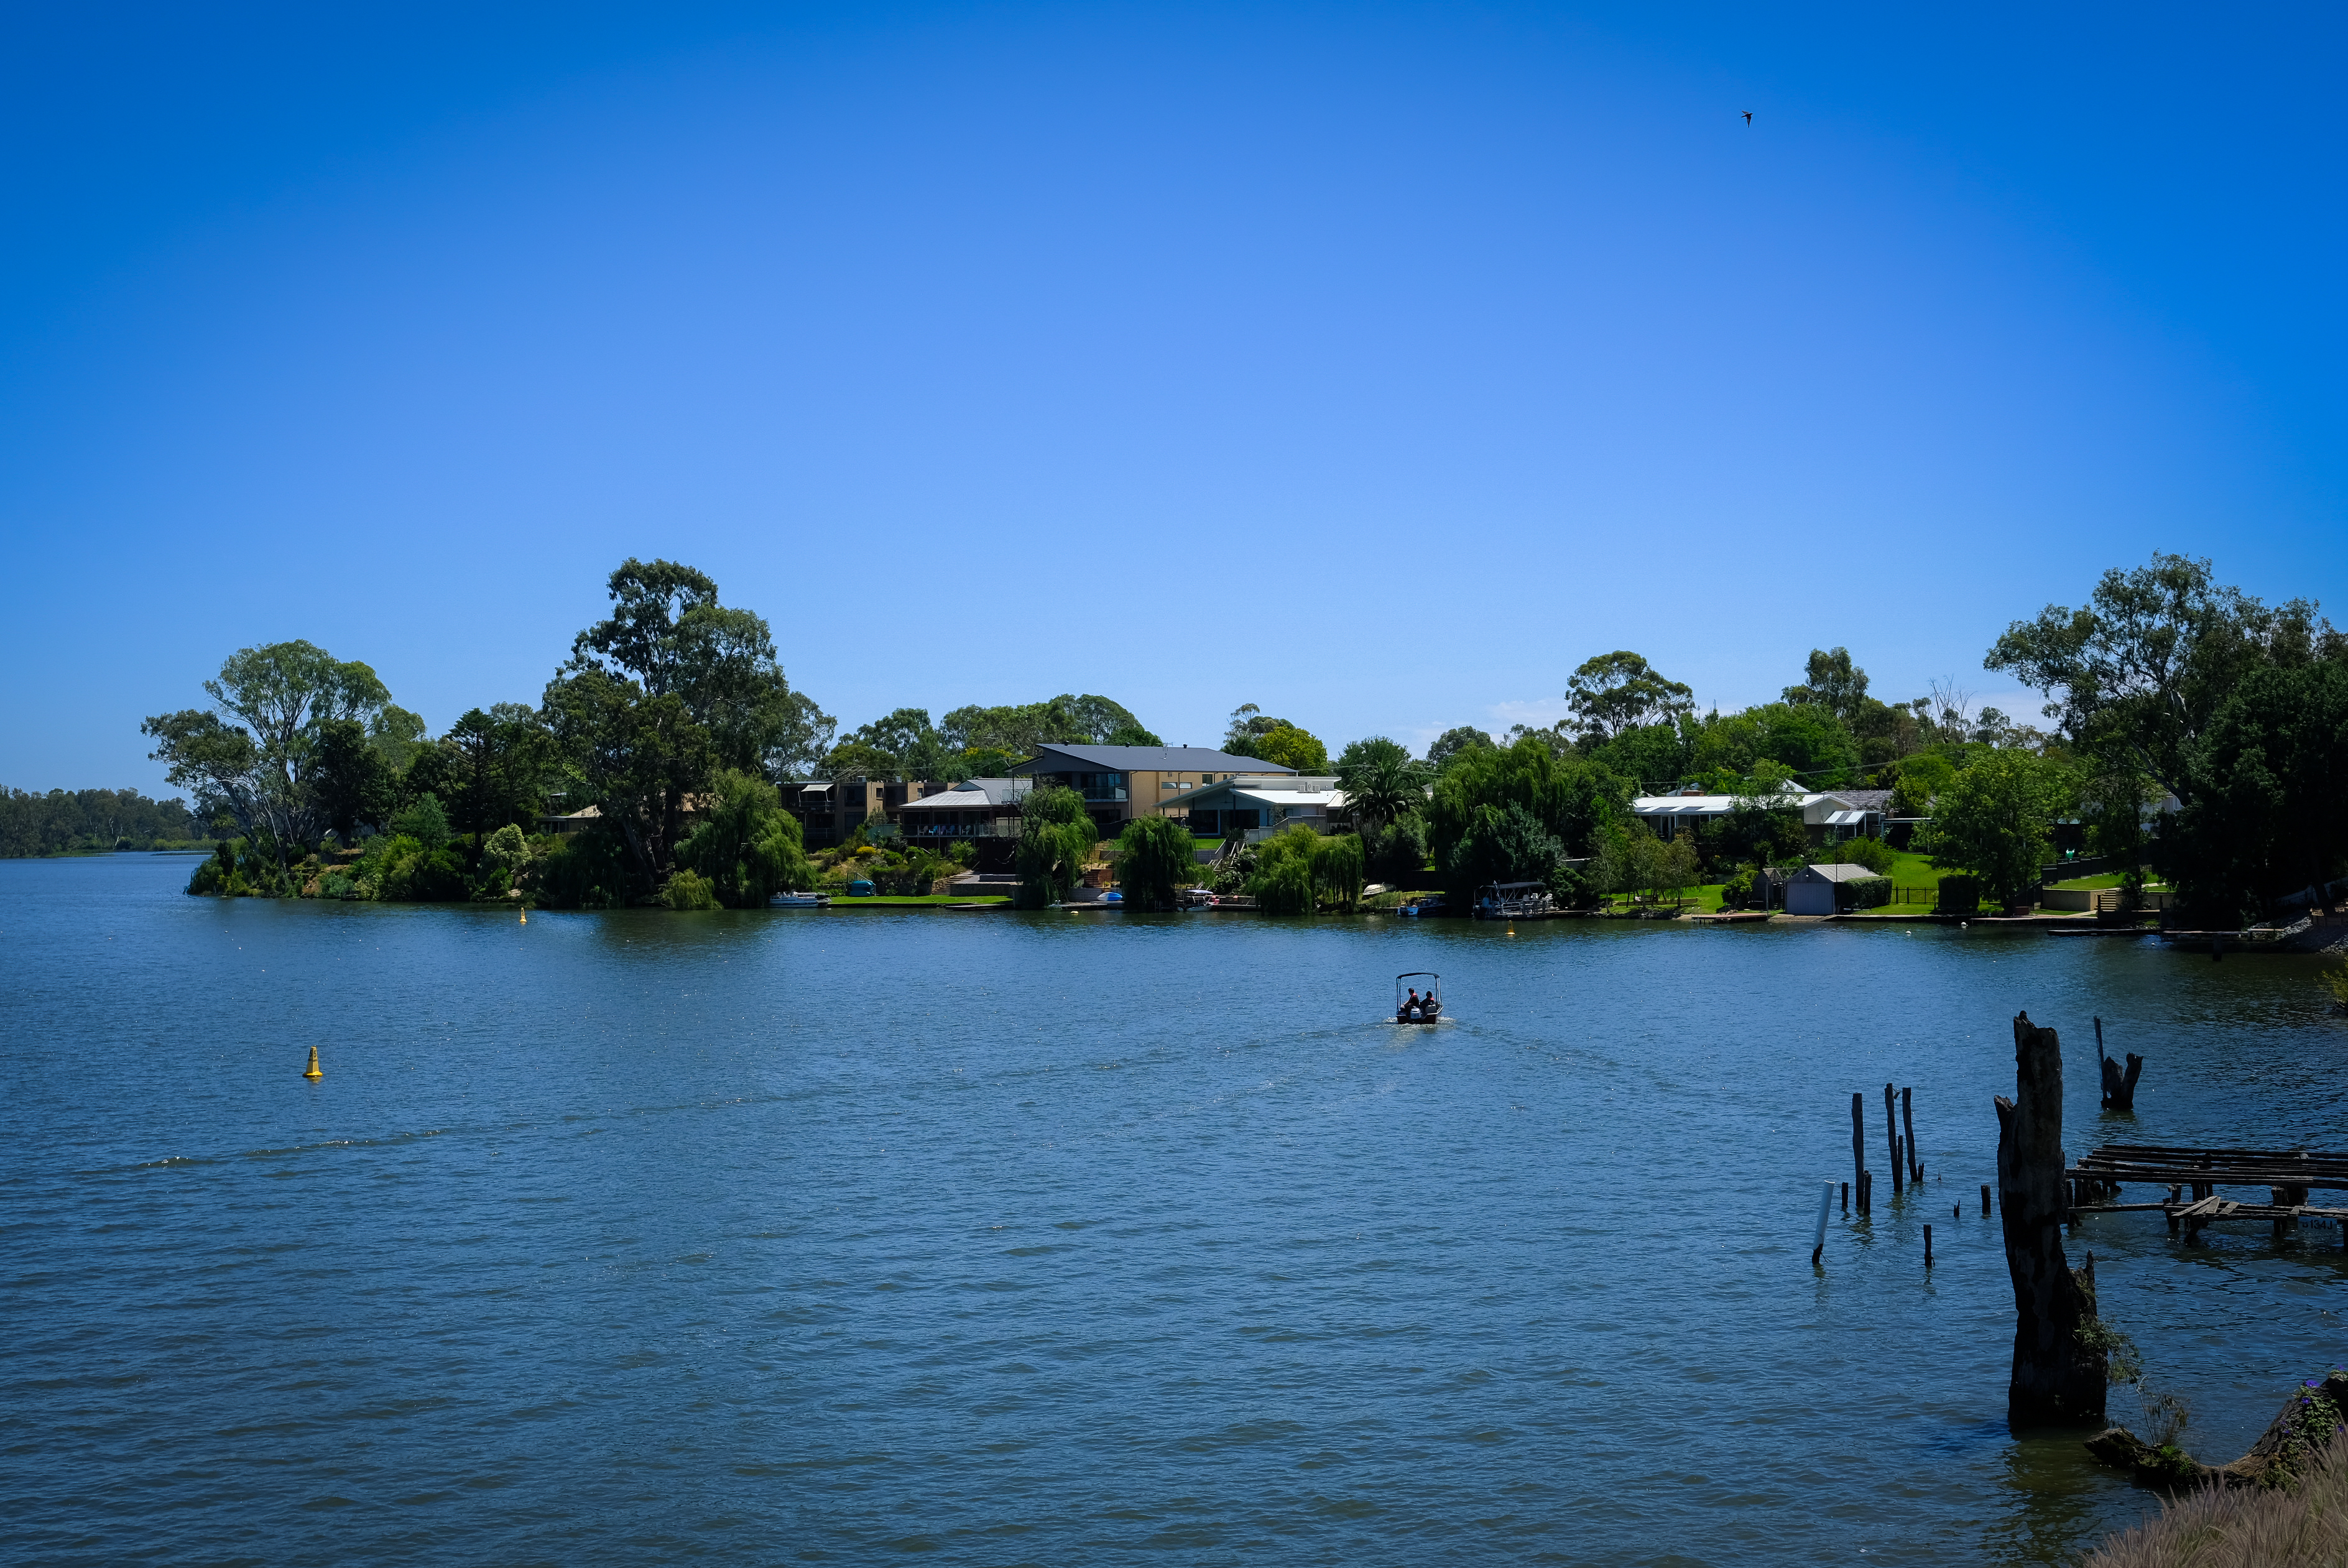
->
<box><xmin>905</xmin><ymin>821</ymin><xmax>1020</xmax><ymax>839</ymax></box>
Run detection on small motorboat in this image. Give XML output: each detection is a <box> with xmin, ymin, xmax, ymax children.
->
<box><xmin>1397</xmin><ymin>895</ymin><xmax>1446</xmax><ymax>918</ymax></box>
<box><xmin>1394</xmin><ymin>971</ymin><xmax>1443</xmax><ymax>1024</ymax></box>
<box><xmin>770</xmin><ymin>891</ymin><xmax>831</xmax><ymax>908</ymax></box>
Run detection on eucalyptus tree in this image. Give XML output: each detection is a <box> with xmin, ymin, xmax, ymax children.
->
<box><xmin>1565</xmin><ymin>652</ymin><xmax>1694</xmax><ymax>745</ymax></box>
<box><xmin>1425</xmin><ymin>726</ymin><xmax>1494</xmax><ymax>771</ymax></box>
<box><xmin>562</xmin><ymin>557</ymin><xmax>833</xmax><ymax>779</ymax></box>
<box><xmin>1986</xmin><ymin>551</ymin><xmax>2341</xmax><ymax>811</ymax></box>
<box><xmin>1781</xmin><ymin>647</ymin><xmax>1870</xmax><ymax>723</ymax></box>
<box><xmin>940</xmin><ymin>695</ymin><xmax>1144</xmax><ymax>762</ymax></box>
<box><xmin>545</xmin><ymin>559</ymin><xmax>826</xmax><ymax>887</ymax></box>
<box><xmin>142</xmin><ymin>640</ymin><xmax>393</xmax><ymax>870</ymax></box>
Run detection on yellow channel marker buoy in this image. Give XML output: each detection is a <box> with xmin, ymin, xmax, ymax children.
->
<box><xmin>519</xmin><ymin>906</ymin><xmax>527</xmax><ymax>924</ymax></box>
<box><xmin>303</xmin><ymin>1045</ymin><xmax>323</xmax><ymax>1080</ymax></box>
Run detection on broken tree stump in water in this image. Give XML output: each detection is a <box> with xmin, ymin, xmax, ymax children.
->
<box><xmin>2095</xmin><ymin>1017</ymin><xmax>2145</xmax><ymax>1111</ymax></box>
<box><xmin>1996</xmin><ymin>1010</ymin><xmax>2109</xmax><ymax>1427</ymax></box>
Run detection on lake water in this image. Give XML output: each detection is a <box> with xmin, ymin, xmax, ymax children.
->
<box><xmin>5</xmin><ymin>855</ymin><xmax>2346</xmax><ymax>1566</ymax></box>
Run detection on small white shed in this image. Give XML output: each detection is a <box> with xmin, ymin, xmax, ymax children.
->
<box><xmin>1784</xmin><ymin>862</ymin><xmax>1880</xmax><ymax>916</ymax></box>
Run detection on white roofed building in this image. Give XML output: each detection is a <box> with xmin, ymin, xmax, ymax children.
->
<box><xmin>1157</xmin><ymin>776</ymin><xmax>1347</xmax><ymax>841</ymax></box>
<box><xmin>1630</xmin><ymin>788</ymin><xmax>1887</xmax><ymax>846</ymax></box>
<box><xmin>893</xmin><ymin>778</ymin><xmax>1032</xmax><ymax>843</ymax></box>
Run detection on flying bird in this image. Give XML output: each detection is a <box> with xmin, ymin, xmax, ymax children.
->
<box><xmin>1742</xmin><ymin>110</ymin><xmax>1753</xmax><ymax>125</ymax></box>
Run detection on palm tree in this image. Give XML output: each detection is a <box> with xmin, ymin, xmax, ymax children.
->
<box><xmin>1336</xmin><ymin>737</ymin><xmax>1428</xmax><ymax>832</ymax></box>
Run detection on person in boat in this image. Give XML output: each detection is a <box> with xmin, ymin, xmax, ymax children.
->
<box><xmin>1400</xmin><ymin>988</ymin><xmax>1420</xmax><ymax>1021</ymax></box>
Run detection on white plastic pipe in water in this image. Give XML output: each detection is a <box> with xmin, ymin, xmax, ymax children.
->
<box><xmin>1811</xmin><ymin>1179</ymin><xmax>1834</xmax><ymax>1265</ymax></box>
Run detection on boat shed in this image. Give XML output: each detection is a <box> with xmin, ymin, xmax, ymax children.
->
<box><xmin>1782</xmin><ymin>862</ymin><xmax>1882</xmax><ymax>916</ymax></box>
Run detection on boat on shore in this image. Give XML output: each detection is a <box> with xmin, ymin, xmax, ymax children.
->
<box><xmin>770</xmin><ymin>892</ymin><xmax>832</xmax><ymax>908</ymax></box>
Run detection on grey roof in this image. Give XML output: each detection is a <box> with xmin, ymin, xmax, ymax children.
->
<box><xmin>1798</xmin><ymin>862</ymin><xmax>1883</xmax><ymax>882</ymax></box>
<box><xmin>898</xmin><ymin>778</ymin><xmax>1031</xmax><ymax>811</ymax></box>
<box><xmin>1012</xmin><ymin>744</ymin><xmax>1296</xmax><ymax>775</ymax></box>
<box><xmin>1833</xmin><ymin>789</ymin><xmax>1893</xmax><ymax>811</ymax></box>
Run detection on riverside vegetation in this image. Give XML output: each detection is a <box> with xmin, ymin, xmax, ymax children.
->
<box><xmin>0</xmin><ymin>786</ymin><xmax>205</xmax><ymax>857</ymax></box>
<box><xmin>104</xmin><ymin>551</ymin><xmax>2348</xmax><ymax>924</ymax></box>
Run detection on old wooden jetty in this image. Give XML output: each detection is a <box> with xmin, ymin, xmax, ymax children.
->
<box><xmin>2064</xmin><ymin>1143</ymin><xmax>2348</xmax><ymax>1242</ymax></box>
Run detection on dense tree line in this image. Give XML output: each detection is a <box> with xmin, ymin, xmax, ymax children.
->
<box><xmin>822</xmin><ymin>695</ymin><xmax>1157</xmax><ymax>783</ymax></box>
<box><xmin>130</xmin><ymin>548</ymin><xmax>2339</xmax><ymax>921</ymax></box>
<box><xmin>144</xmin><ymin>559</ymin><xmax>832</xmax><ymax>907</ymax></box>
<box><xmin>0</xmin><ymin>787</ymin><xmax>201</xmax><ymax>857</ymax></box>
<box><xmin>1989</xmin><ymin>552</ymin><xmax>2348</xmax><ymax>921</ymax></box>
<box><xmin>1264</xmin><ymin>554</ymin><xmax>2346</xmax><ymax>921</ymax></box>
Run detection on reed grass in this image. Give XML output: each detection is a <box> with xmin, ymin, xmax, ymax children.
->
<box><xmin>2082</xmin><ymin>1428</ymin><xmax>2348</xmax><ymax>1568</ymax></box>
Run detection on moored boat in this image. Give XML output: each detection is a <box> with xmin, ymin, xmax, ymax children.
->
<box><xmin>1474</xmin><ymin>881</ymin><xmax>1553</xmax><ymax>920</ymax></box>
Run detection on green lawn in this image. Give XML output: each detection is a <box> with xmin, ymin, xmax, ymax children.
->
<box><xmin>2048</xmin><ymin>870</ymin><xmax>2133</xmax><ymax>890</ymax></box>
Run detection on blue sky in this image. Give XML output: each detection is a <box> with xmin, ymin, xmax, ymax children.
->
<box><xmin>2</xmin><ymin>2</ymin><xmax>2342</xmax><ymax>791</ymax></box>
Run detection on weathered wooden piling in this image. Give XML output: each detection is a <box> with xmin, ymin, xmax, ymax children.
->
<box><xmin>1925</xmin><ymin>1224</ymin><xmax>1934</xmax><ymax>1268</ymax></box>
<box><xmin>1902</xmin><ymin>1086</ymin><xmax>1922</xmax><ymax>1186</ymax></box>
<box><xmin>1885</xmin><ymin>1084</ymin><xmax>1903</xmax><ymax>1195</ymax></box>
<box><xmin>1981</xmin><ymin>1182</ymin><xmax>1992</xmax><ymax>1215</ymax></box>
<box><xmin>1851</xmin><ymin>1093</ymin><xmax>1867</xmax><ymax>1212</ymax></box>
<box><xmin>2272</xmin><ymin>1183</ymin><xmax>2308</xmax><ymax>1240</ymax></box>
<box><xmin>1995</xmin><ymin>1010</ymin><xmax>2108</xmax><ymax>1427</ymax></box>
<box><xmin>1841</xmin><ymin>1180</ymin><xmax>1849</xmax><ymax>1213</ymax></box>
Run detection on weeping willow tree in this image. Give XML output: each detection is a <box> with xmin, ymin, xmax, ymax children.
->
<box><xmin>1115</xmin><ymin>814</ymin><xmax>1195</xmax><ymax>911</ymax></box>
<box><xmin>1246</xmin><ymin>826</ymin><xmax>1364</xmax><ymax>913</ymax></box>
<box><xmin>1312</xmin><ymin>831</ymin><xmax>1364</xmax><ymax>910</ymax></box>
<box><xmin>1014</xmin><ymin>783</ymin><xmax>1098</xmax><ymax>908</ymax></box>
<box><xmin>673</xmin><ymin>768</ymin><xmax>815</xmax><ymax>906</ymax></box>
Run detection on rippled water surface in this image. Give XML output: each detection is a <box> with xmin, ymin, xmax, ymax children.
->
<box><xmin>5</xmin><ymin>855</ymin><xmax>2347</xmax><ymax>1566</ymax></box>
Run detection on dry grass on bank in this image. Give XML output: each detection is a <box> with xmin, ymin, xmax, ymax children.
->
<box><xmin>2083</xmin><ymin>1429</ymin><xmax>2348</xmax><ymax>1568</ymax></box>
